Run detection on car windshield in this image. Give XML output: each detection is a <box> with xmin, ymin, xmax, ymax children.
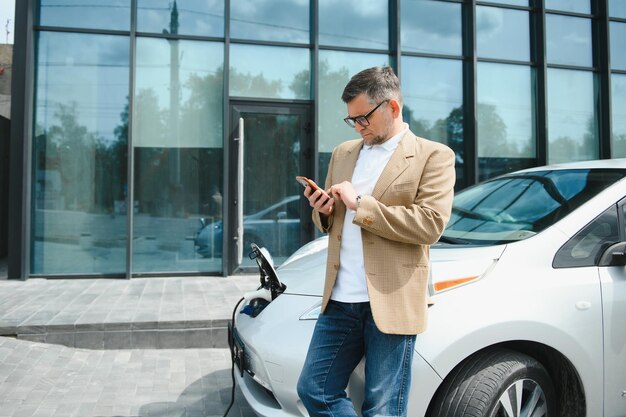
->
<box><xmin>440</xmin><ymin>168</ymin><xmax>626</xmax><ymax>245</ymax></box>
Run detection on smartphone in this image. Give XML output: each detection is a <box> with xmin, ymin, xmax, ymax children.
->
<box><xmin>295</xmin><ymin>176</ymin><xmax>322</xmax><ymax>192</ymax></box>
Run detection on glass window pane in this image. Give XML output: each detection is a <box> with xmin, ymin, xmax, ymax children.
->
<box><xmin>545</xmin><ymin>0</ymin><xmax>590</xmax><ymax>14</ymax></box>
<box><xmin>609</xmin><ymin>0</ymin><xmax>626</xmax><ymax>18</ymax></box>
<box><xmin>477</xmin><ymin>6</ymin><xmax>530</xmax><ymax>61</ymax></box>
<box><xmin>612</xmin><ymin>74</ymin><xmax>626</xmax><ymax>158</ymax></box>
<box><xmin>133</xmin><ymin>38</ymin><xmax>224</xmax><ymax>273</ymax></box>
<box><xmin>38</xmin><ymin>0</ymin><xmax>130</xmax><ymax>31</ymax></box>
<box><xmin>546</xmin><ymin>15</ymin><xmax>592</xmax><ymax>67</ymax></box>
<box><xmin>547</xmin><ymin>69</ymin><xmax>598</xmax><ymax>164</ymax></box>
<box><xmin>611</xmin><ymin>22</ymin><xmax>626</xmax><ymax>71</ymax></box>
<box><xmin>137</xmin><ymin>0</ymin><xmax>224</xmax><ymax>37</ymax></box>
<box><xmin>32</xmin><ymin>32</ymin><xmax>129</xmax><ymax>275</ymax></box>
<box><xmin>477</xmin><ymin>63</ymin><xmax>536</xmax><ymax>180</ymax></box>
<box><xmin>480</xmin><ymin>0</ymin><xmax>527</xmax><ymax>5</ymax></box>
<box><xmin>229</xmin><ymin>44</ymin><xmax>310</xmax><ymax>100</ymax></box>
<box><xmin>319</xmin><ymin>0</ymin><xmax>388</xmax><ymax>49</ymax></box>
<box><xmin>318</xmin><ymin>51</ymin><xmax>388</xmax><ymax>185</ymax></box>
<box><xmin>230</xmin><ymin>0</ymin><xmax>308</xmax><ymax>43</ymax></box>
<box><xmin>401</xmin><ymin>56</ymin><xmax>464</xmax><ymax>187</ymax></box>
<box><xmin>401</xmin><ymin>0</ymin><xmax>462</xmax><ymax>55</ymax></box>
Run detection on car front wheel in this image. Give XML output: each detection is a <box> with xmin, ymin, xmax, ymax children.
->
<box><xmin>430</xmin><ymin>348</ymin><xmax>556</xmax><ymax>417</ymax></box>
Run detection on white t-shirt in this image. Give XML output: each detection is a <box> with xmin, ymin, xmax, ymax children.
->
<box><xmin>330</xmin><ymin>125</ymin><xmax>408</xmax><ymax>302</ymax></box>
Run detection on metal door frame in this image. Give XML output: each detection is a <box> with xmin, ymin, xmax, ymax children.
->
<box><xmin>225</xmin><ymin>100</ymin><xmax>314</xmax><ymax>275</ymax></box>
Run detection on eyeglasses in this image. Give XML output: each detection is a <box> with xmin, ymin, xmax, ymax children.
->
<box><xmin>343</xmin><ymin>100</ymin><xmax>388</xmax><ymax>128</ymax></box>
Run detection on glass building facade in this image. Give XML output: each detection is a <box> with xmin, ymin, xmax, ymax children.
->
<box><xmin>7</xmin><ymin>0</ymin><xmax>626</xmax><ymax>278</ymax></box>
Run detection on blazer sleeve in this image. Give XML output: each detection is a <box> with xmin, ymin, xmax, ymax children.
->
<box><xmin>312</xmin><ymin>148</ymin><xmax>337</xmax><ymax>233</ymax></box>
<box><xmin>353</xmin><ymin>144</ymin><xmax>456</xmax><ymax>245</ymax></box>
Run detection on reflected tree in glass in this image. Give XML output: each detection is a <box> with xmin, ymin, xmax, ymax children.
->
<box><xmin>612</xmin><ymin>74</ymin><xmax>626</xmax><ymax>158</ymax></box>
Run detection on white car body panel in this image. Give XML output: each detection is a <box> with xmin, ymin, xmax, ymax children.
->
<box><xmin>233</xmin><ymin>160</ymin><xmax>626</xmax><ymax>417</ymax></box>
<box><xmin>600</xmin><ymin>266</ymin><xmax>626</xmax><ymax>415</ymax></box>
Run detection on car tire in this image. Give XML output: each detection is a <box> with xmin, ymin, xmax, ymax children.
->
<box><xmin>430</xmin><ymin>348</ymin><xmax>556</xmax><ymax>417</ymax></box>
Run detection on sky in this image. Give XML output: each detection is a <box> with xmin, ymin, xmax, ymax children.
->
<box><xmin>1</xmin><ymin>0</ymin><xmax>15</xmax><ymax>44</ymax></box>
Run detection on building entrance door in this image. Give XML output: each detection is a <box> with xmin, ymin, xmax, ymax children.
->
<box><xmin>228</xmin><ymin>102</ymin><xmax>314</xmax><ymax>274</ymax></box>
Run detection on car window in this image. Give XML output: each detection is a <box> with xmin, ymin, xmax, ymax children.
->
<box><xmin>553</xmin><ymin>205</ymin><xmax>620</xmax><ymax>268</ymax></box>
<box><xmin>441</xmin><ymin>168</ymin><xmax>626</xmax><ymax>245</ymax></box>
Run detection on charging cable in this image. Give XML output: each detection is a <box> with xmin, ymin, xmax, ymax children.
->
<box><xmin>223</xmin><ymin>296</ymin><xmax>245</xmax><ymax>417</ymax></box>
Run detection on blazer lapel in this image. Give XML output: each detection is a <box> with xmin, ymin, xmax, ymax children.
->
<box><xmin>371</xmin><ymin>131</ymin><xmax>415</xmax><ymax>200</ymax></box>
<box><xmin>337</xmin><ymin>140</ymin><xmax>363</xmax><ymax>183</ymax></box>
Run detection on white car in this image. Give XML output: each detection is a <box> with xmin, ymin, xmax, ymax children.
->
<box><xmin>230</xmin><ymin>159</ymin><xmax>626</xmax><ymax>417</ymax></box>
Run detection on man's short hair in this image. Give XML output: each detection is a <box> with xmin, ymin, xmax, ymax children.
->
<box><xmin>341</xmin><ymin>66</ymin><xmax>403</xmax><ymax>106</ymax></box>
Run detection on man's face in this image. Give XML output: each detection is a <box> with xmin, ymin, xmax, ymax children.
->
<box><xmin>346</xmin><ymin>94</ymin><xmax>393</xmax><ymax>146</ymax></box>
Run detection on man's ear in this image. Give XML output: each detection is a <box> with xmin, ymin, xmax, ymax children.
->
<box><xmin>388</xmin><ymin>99</ymin><xmax>402</xmax><ymax>118</ymax></box>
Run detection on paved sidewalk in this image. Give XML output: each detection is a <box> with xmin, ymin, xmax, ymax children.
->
<box><xmin>0</xmin><ymin>336</ymin><xmax>255</xmax><ymax>417</ymax></box>
<box><xmin>0</xmin><ymin>276</ymin><xmax>259</xmax><ymax>349</ymax></box>
<box><xmin>0</xmin><ymin>264</ymin><xmax>263</xmax><ymax>416</ymax></box>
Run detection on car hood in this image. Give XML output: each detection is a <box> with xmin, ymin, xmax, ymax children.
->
<box><xmin>277</xmin><ymin>237</ymin><xmax>506</xmax><ymax>297</ymax></box>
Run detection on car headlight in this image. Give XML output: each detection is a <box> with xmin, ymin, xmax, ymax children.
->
<box><xmin>299</xmin><ymin>301</ymin><xmax>322</xmax><ymax>320</ymax></box>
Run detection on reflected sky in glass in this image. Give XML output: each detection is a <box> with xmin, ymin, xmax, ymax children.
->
<box><xmin>38</xmin><ymin>0</ymin><xmax>130</xmax><ymax>30</ymax></box>
<box><xmin>545</xmin><ymin>0</ymin><xmax>590</xmax><ymax>14</ymax></box>
<box><xmin>401</xmin><ymin>0</ymin><xmax>461</xmax><ymax>56</ymax></box>
<box><xmin>318</xmin><ymin>51</ymin><xmax>389</xmax><ymax>152</ymax></box>
<box><xmin>610</xmin><ymin>22</ymin><xmax>626</xmax><ymax>71</ymax></box>
<box><xmin>230</xmin><ymin>0</ymin><xmax>309</xmax><ymax>43</ymax></box>
<box><xmin>609</xmin><ymin>0</ymin><xmax>626</xmax><ymax>18</ymax></box>
<box><xmin>547</xmin><ymin>69</ymin><xmax>598</xmax><ymax>163</ymax></box>
<box><xmin>35</xmin><ymin>32</ymin><xmax>129</xmax><ymax>144</ymax></box>
<box><xmin>401</xmin><ymin>56</ymin><xmax>462</xmax><ymax>144</ymax></box>
<box><xmin>137</xmin><ymin>0</ymin><xmax>224</xmax><ymax>37</ymax></box>
<box><xmin>477</xmin><ymin>63</ymin><xmax>534</xmax><ymax>158</ymax></box>
<box><xmin>477</xmin><ymin>6</ymin><xmax>529</xmax><ymax>61</ymax></box>
<box><xmin>546</xmin><ymin>15</ymin><xmax>592</xmax><ymax>67</ymax></box>
<box><xmin>134</xmin><ymin>38</ymin><xmax>224</xmax><ymax>148</ymax></box>
<box><xmin>229</xmin><ymin>44</ymin><xmax>310</xmax><ymax>100</ymax></box>
<box><xmin>319</xmin><ymin>0</ymin><xmax>388</xmax><ymax>50</ymax></box>
<box><xmin>612</xmin><ymin>74</ymin><xmax>626</xmax><ymax>157</ymax></box>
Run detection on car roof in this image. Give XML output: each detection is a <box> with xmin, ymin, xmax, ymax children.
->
<box><xmin>506</xmin><ymin>158</ymin><xmax>626</xmax><ymax>174</ymax></box>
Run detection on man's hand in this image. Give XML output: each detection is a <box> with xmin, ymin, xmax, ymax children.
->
<box><xmin>304</xmin><ymin>186</ymin><xmax>334</xmax><ymax>216</ymax></box>
<box><xmin>329</xmin><ymin>181</ymin><xmax>358</xmax><ymax>211</ymax></box>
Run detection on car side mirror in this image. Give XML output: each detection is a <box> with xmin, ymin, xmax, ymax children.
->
<box><xmin>598</xmin><ymin>242</ymin><xmax>626</xmax><ymax>267</ymax></box>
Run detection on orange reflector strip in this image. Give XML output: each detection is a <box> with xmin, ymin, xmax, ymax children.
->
<box><xmin>433</xmin><ymin>276</ymin><xmax>479</xmax><ymax>292</ymax></box>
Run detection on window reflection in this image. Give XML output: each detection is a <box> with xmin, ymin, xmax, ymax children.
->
<box><xmin>401</xmin><ymin>56</ymin><xmax>464</xmax><ymax>187</ymax></box>
<box><xmin>38</xmin><ymin>0</ymin><xmax>130</xmax><ymax>31</ymax></box>
<box><xmin>547</xmin><ymin>69</ymin><xmax>598</xmax><ymax>164</ymax></box>
<box><xmin>137</xmin><ymin>0</ymin><xmax>224</xmax><ymax>37</ymax></box>
<box><xmin>317</xmin><ymin>51</ymin><xmax>388</xmax><ymax>186</ymax></box>
<box><xmin>612</xmin><ymin>74</ymin><xmax>626</xmax><ymax>158</ymax></box>
<box><xmin>610</xmin><ymin>22</ymin><xmax>626</xmax><ymax>71</ymax></box>
<box><xmin>480</xmin><ymin>0</ymin><xmax>527</xmax><ymax>5</ymax></box>
<box><xmin>545</xmin><ymin>0</ymin><xmax>590</xmax><ymax>14</ymax></box>
<box><xmin>609</xmin><ymin>0</ymin><xmax>626</xmax><ymax>18</ymax></box>
<box><xmin>230</xmin><ymin>0</ymin><xmax>309</xmax><ymax>43</ymax></box>
<box><xmin>229</xmin><ymin>44</ymin><xmax>310</xmax><ymax>99</ymax></box>
<box><xmin>32</xmin><ymin>32</ymin><xmax>129</xmax><ymax>275</ymax></box>
<box><xmin>477</xmin><ymin>63</ymin><xmax>535</xmax><ymax>180</ymax></box>
<box><xmin>476</xmin><ymin>6</ymin><xmax>530</xmax><ymax>62</ymax></box>
<box><xmin>546</xmin><ymin>15</ymin><xmax>592</xmax><ymax>67</ymax></box>
<box><xmin>133</xmin><ymin>38</ymin><xmax>224</xmax><ymax>273</ymax></box>
<box><xmin>401</xmin><ymin>0</ymin><xmax>462</xmax><ymax>56</ymax></box>
<box><xmin>319</xmin><ymin>0</ymin><xmax>388</xmax><ymax>49</ymax></box>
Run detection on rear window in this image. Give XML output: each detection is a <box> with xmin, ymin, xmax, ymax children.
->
<box><xmin>440</xmin><ymin>169</ymin><xmax>626</xmax><ymax>245</ymax></box>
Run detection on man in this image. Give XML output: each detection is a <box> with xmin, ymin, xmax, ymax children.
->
<box><xmin>296</xmin><ymin>66</ymin><xmax>456</xmax><ymax>417</ymax></box>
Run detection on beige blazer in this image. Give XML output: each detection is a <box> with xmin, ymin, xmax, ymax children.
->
<box><xmin>313</xmin><ymin>130</ymin><xmax>456</xmax><ymax>335</ymax></box>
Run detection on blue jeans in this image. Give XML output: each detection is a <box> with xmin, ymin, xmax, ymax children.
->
<box><xmin>297</xmin><ymin>301</ymin><xmax>416</xmax><ymax>417</ymax></box>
